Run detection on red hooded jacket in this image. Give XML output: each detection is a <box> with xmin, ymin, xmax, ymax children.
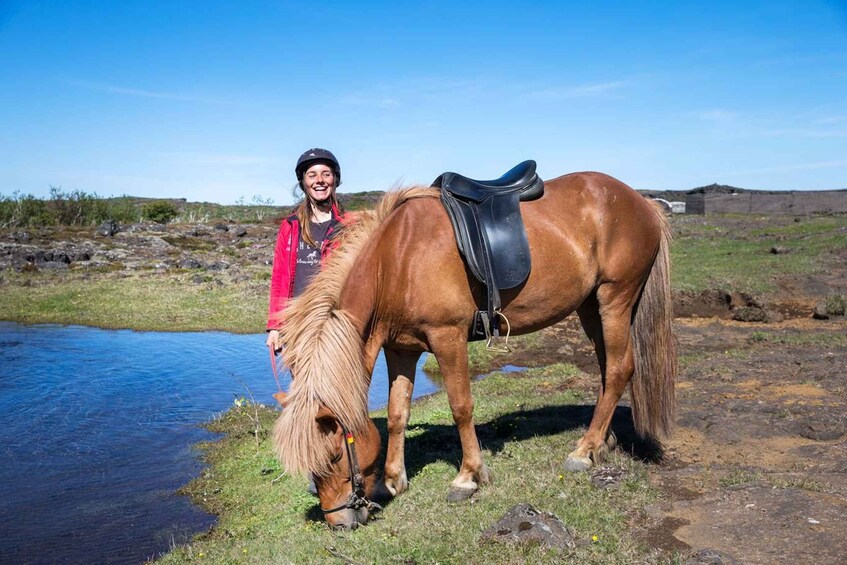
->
<box><xmin>266</xmin><ymin>206</ymin><xmax>347</xmax><ymax>330</ymax></box>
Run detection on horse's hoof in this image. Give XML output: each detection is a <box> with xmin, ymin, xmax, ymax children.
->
<box><xmin>446</xmin><ymin>487</ymin><xmax>476</xmax><ymax>503</ymax></box>
<box><xmin>564</xmin><ymin>455</ymin><xmax>593</xmax><ymax>472</ymax></box>
<box><xmin>383</xmin><ymin>472</ymin><xmax>408</xmax><ymax>497</ymax></box>
<box><xmin>606</xmin><ymin>431</ymin><xmax>617</xmax><ymax>451</ymax></box>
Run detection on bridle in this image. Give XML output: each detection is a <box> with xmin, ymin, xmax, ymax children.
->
<box><xmin>319</xmin><ymin>420</ymin><xmax>382</xmax><ymax>516</ymax></box>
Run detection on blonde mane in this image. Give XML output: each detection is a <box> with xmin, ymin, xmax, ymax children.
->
<box><xmin>272</xmin><ymin>186</ymin><xmax>439</xmax><ymax>476</ymax></box>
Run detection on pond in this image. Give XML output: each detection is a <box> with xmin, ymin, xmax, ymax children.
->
<box><xmin>0</xmin><ymin>322</ymin><xmax>440</xmax><ymax>564</ymax></box>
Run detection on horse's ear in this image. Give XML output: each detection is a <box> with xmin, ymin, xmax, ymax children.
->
<box><xmin>272</xmin><ymin>391</ymin><xmax>288</xmax><ymax>406</ymax></box>
<box><xmin>315</xmin><ymin>405</ymin><xmax>339</xmax><ymax>433</ymax></box>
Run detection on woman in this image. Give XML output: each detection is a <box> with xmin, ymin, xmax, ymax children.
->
<box><xmin>266</xmin><ymin>148</ymin><xmax>346</xmax><ymax>352</ymax></box>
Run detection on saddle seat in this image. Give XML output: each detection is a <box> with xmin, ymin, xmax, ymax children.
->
<box><xmin>436</xmin><ymin>160</ymin><xmax>545</xmax><ymax>203</ymax></box>
<box><xmin>433</xmin><ymin>160</ymin><xmax>545</xmax><ymax>341</ymax></box>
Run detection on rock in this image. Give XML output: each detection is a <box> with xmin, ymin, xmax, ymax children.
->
<box><xmin>685</xmin><ymin>548</ymin><xmax>739</xmax><ymax>564</ymax></box>
<box><xmin>177</xmin><ymin>258</ymin><xmax>203</xmax><ymax>269</ymax></box>
<box><xmin>206</xmin><ymin>260</ymin><xmax>230</xmax><ymax>271</ymax></box>
<box><xmin>590</xmin><ymin>466</ymin><xmax>627</xmax><ymax>489</ymax></box>
<box><xmin>812</xmin><ymin>302</ymin><xmax>830</xmax><ymax>320</ymax></box>
<box><xmin>731</xmin><ymin>306</ymin><xmax>767</xmax><ymax>322</ymax></box>
<box><xmin>557</xmin><ymin>344</ymin><xmax>574</xmax><ymax>356</ymax></box>
<box><xmin>97</xmin><ymin>220</ymin><xmax>120</xmax><ymax>237</ymax></box>
<box><xmin>235</xmin><ymin>226</ymin><xmax>248</xmax><ymax>237</ymax></box>
<box><xmin>12</xmin><ymin>231</ymin><xmax>31</xmax><ymax>243</ymax></box>
<box><xmin>480</xmin><ymin>503</ymin><xmax>575</xmax><ymax>550</ymax></box>
<box><xmin>798</xmin><ymin>422</ymin><xmax>844</xmax><ymax>441</ymax></box>
<box><xmin>769</xmin><ymin>246</ymin><xmax>790</xmax><ymax>255</ymax></box>
<box><xmin>71</xmin><ymin>251</ymin><xmax>91</xmax><ymax>262</ymax></box>
<box><xmin>214</xmin><ymin>223</ymin><xmax>229</xmax><ymax>232</ymax></box>
<box><xmin>40</xmin><ymin>261</ymin><xmax>69</xmax><ymax>270</ymax></box>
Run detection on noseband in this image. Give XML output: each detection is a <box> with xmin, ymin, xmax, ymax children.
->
<box><xmin>319</xmin><ymin>421</ymin><xmax>382</xmax><ymax>516</ymax></box>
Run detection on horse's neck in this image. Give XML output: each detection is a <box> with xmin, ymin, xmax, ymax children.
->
<box><xmin>337</xmin><ymin>257</ymin><xmax>383</xmax><ymax>372</ymax></box>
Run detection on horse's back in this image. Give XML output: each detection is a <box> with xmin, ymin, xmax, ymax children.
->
<box><xmin>532</xmin><ymin>172</ymin><xmax>666</xmax><ymax>283</ymax></box>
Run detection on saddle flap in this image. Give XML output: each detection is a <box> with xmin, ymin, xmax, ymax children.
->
<box><xmin>440</xmin><ymin>185</ymin><xmax>531</xmax><ymax>290</ymax></box>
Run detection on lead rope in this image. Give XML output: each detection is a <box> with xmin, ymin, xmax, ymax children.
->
<box><xmin>268</xmin><ymin>345</ymin><xmax>283</xmax><ymax>393</ymax></box>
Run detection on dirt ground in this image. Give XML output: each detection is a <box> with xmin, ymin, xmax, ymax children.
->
<box><xmin>508</xmin><ymin>273</ymin><xmax>846</xmax><ymax>563</ymax></box>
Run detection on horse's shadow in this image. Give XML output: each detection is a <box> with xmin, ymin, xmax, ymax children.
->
<box><xmin>305</xmin><ymin>403</ymin><xmax>663</xmax><ymax>521</ymax></box>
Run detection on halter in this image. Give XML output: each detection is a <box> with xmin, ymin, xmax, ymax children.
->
<box><xmin>319</xmin><ymin>420</ymin><xmax>382</xmax><ymax>516</ymax></box>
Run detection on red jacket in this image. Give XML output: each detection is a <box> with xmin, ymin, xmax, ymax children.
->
<box><xmin>266</xmin><ymin>207</ymin><xmax>347</xmax><ymax>330</ymax></box>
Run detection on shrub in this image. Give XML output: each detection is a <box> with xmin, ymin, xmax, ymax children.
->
<box><xmin>0</xmin><ymin>191</ymin><xmax>52</xmax><ymax>227</ymax></box>
<box><xmin>825</xmin><ymin>293</ymin><xmax>846</xmax><ymax>316</ymax></box>
<box><xmin>142</xmin><ymin>200</ymin><xmax>180</xmax><ymax>224</ymax></box>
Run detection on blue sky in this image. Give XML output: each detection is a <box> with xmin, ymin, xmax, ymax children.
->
<box><xmin>1</xmin><ymin>1</ymin><xmax>845</xmax><ymax>205</ymax></box>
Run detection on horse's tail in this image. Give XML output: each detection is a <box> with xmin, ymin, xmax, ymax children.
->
<box><xmin>630</xmin><ymin>207</ymin><xmax>677</xmax><ymax>441</ymax></box>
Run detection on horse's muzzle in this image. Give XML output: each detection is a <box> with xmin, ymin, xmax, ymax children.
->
<box><xmin>328</xmin><ymin>507</ymin><xmax>369</xmax><ymax>530</ymax></box>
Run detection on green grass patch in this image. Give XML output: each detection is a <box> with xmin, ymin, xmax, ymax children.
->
<box><xmin>423</xmin><ymin>331</ymin><xmax>544</xmax><ymax>376</ymax></box>
<box><xmin>0</xmin><ymin>271</ymin><xmax>265</xmax><ymax>333</ymax></box>
<box><xmin>670</xmin><ymin>214</ymin><xmax>847</xmax><ymax>294</ymax></box>
<box><xmin>160</xmin><ymin>364</ymin><xmax>659</xmax><ymax>564</ymax></box>
<box><xmin>745</xmin><ymin>329</ymin><xmax>847</xmax><ymax>348</ymax></box>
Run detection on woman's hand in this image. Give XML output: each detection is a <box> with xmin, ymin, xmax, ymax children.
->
<box><xmin>266</xmin><ymin>329</ymin><xmax>282</xmax><ymax>353</ymax></box>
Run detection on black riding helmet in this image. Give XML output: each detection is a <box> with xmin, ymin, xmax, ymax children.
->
<box><xmin>295</xmin><ymin>148</ymin><xmax>341</xmax><ymax>186</ymax></box>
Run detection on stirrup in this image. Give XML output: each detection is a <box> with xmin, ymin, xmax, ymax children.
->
<box><xmin>484</xmin><ymin>309</ymin><xmax>512</xmax><ymax>353</ymax></box>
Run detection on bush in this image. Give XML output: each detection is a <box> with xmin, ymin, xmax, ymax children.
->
<box><xmin>142</xmin><ymin>201</ymin><xmax>180</xmax><ymax>224</ymax></box>
<box><xmin>104</xmin><ymin>197</ymin><xmax>141</xmax><ymax>224</ymax></box>
<box><xmin>0</xmin><ymin>191</ymin><xmax>52</xmax><ymax>227</ymax></box>
<box><xmin>825</xmin><ymin>293</ymin><xmax>846</xmax><ymax>316</ymax></box>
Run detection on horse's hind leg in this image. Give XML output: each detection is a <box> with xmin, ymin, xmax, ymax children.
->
<box><xmin>566</xmin><ymin>284</ymin><xmax>638</xmax><ymax>471</ymax></box>
<box><xmin>428</xmin><ymin>327</ymin><xmax>492</xmax><ymax>501</ymax></box>
<box><xmin>382</xmin><ymin>348</ymin><xmax>421</xmax><ymax>497</ymax></box>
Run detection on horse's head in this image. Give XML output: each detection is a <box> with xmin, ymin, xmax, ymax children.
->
<box><xmin>311</xmin><ymin>404</ymin><xmax>383</xmax><ymax>529</ymax></box>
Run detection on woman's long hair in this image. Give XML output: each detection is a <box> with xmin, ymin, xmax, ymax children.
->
<box><xmin>292</xmin><ymin>180</ymin><xmax>345</xmax><ymax>248</ymax></box>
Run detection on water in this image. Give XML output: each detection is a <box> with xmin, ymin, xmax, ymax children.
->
<box><xmin>0</xmin><ymin>322</ymin><xmax>439</xmax><ymax>564</ymax></box>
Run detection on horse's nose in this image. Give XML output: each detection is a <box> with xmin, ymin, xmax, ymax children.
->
<box><xmin>326</xmin><ymin>507</ymin><xmax>369</xmax><ymax>530</ymax></box>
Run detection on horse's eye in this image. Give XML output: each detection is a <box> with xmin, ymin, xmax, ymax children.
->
<box><xmin>330</xmin><ymin>452</ymin><xmax>342</xmax><ymax>464</ymax></box>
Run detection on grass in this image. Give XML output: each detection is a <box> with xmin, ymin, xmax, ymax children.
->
<box><xmin>423</xmin><ymin>332</ymin><xmax>544</xmax><ymax>376</ymax></box>
<box><xmin>669</xmin><ymin>214</ymin><xmax>847</xmax><ymax>294</ymax></box>
<box><xmin>159</xmin><ymin>364</ymin><xmax>659</xmax><ymax>564</ymax></box>
<box><xmin>746</xmin><ymin>329</ymin><xmax>847</xmax><ymax>348</ymax></box>
<box><xmin>0</xmin><ymin>270</ymin><xmax>266</xmax><ymax>333</ymax></box>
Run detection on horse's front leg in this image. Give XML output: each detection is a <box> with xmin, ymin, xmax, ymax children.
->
<box><xmin>429</xmin><ymin>328</ymin><xmax>492</xmax><ymax>502</ymax></box>
<box><xmin>382</xmin><ymin>348</ymin><xmax>421</xmax><ymax>497</ymax></box>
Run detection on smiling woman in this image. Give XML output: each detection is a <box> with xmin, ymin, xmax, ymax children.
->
<box><xmin>265</xmin><ymin>148</ymin><xmax>350</xmax><ymax>351</ymax></box>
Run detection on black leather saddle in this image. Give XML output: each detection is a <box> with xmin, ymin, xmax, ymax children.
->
<box><xmin>432</xmin><ymin>160</ymin><xmax>544</xmax><ymax>341</ymax></box>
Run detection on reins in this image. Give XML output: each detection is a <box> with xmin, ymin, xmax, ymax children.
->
<box><xmin>319</xmin><ymin>420</ymin><xmax>382</xmax><ymax>516</ymax></box>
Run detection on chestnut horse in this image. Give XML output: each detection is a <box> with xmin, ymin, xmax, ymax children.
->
<box><xmin>272</xmin><ymin>172</ymin><xmax>676</xmax><ymax>529</ymax></box>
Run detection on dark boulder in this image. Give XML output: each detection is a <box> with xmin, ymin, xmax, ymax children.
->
<box><xmin>97</xmin><ymin>220</ymin><xmax>120</xmax><ymax>237</ymax></box>
<box><xmin>480</xmin><ymin>503</ymin><xmax>575</xmax><ymax>550</ymax></box>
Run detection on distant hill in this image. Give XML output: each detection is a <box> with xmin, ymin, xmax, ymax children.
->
<box><xmin>636</xmin><ymin>182</ymin><xmax>832</xmax><ymax>202</ymax></box>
